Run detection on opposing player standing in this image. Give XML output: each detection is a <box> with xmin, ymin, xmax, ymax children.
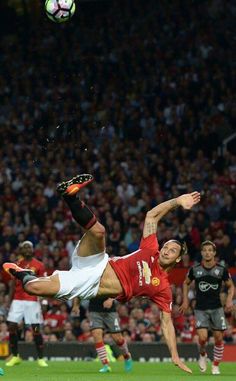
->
<box><xmin>180</xmin><ymin>241</ymin><xmax>234</xmax><ymax>375</ymax></box>
<box><xmin>6</xmin><ymin>241</ymin><xmax>48</xmax><ymax>367</ymax></box>
<box><xmin>4</xmin><ymin>174</ymin><xmax>201</xmax><ymax>373</ymax></box>
<box><xmin>73</xmin><ymin>297</ymin><xmax>132</xmax><ymax>373</ymax></box>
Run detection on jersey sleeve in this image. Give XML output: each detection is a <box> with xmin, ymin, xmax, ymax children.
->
<box><xmin>139</xmin><ymin>234</ymin><xmax>159</xmax><ymax>252</ymax></box>
<box><xmin>151</xmin><ymin>291</ymin><xmax>172</xmax><ymax>313</ymax></box>
<box><xmin>222</xmin><ymin>267</ymin><xmax>231</xmax><ymax>282</ymax></box>
<box><xmin>187</xmin><ymin>267</ymin><xmax>194</xmax><ymax>281</ymax></box>
<box><xmin>37</xmin><ymin>262</ymin><xmax>46</xmax><ymax>277</ymax></box>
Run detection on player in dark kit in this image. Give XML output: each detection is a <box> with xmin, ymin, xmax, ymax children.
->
<box><xmin>6</xmin><ymin>241</ymin><xmax>48</xmax><ymax>367</ymax></box>
<box><xmin>73</xmin><ymin>297</ymin><xmax>132</xmax><ymax>373</ymax></box>
<box><xmin>180</xmin><ymin>241</ymin><xmax>234</xmax><ymax>375</ymax></box>
<box><xmin>4</xmin><ymin>174</ymin><xmax>201</xmax><ymax>373</ymax></box>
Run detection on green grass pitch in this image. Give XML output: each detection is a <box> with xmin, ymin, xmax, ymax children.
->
<box><xmin>0</xmin><ymin>361</ymin><xmax>235</xmax><ymax>381</ymax></box>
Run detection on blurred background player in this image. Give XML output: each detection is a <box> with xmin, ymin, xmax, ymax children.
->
<box><xmin>180</xmin><ymin>240</ymin><xmax>234</xmax><ymax>375</ymax></box>
<box><xmin>73</xmin><ymin>297</ymin><xmax>132</xmax><ymax>373</ymax></box>
<box><xmin>6</xmin><ymin>241</ymin><xmax>48</xmax><ymax>367</ymax></box>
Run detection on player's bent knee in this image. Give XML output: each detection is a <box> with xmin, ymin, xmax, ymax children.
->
<box><xmin>92</xmin><ymin>329</ymin><xmax>103</xmax><ymax>342</ymax></box>
<box><xmin>24</xmin><ymin>281</ymin><xmax>42</xmax><ymax>295</ymax></box>
<box><xmin>91</xmin><ymin>222</ymin><xmax>106</xmax><ymax>238</ymax></box>
<box><xmin>199</xmin><ymin>335</ymin><xmax>208</xmax><ymax>342</ymax></box>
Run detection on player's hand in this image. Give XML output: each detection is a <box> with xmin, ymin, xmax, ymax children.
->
<box><xmin>71</xmin><ymin>305</ymin><xmax>80</xmax><ymax>316</ymax></box>
<box><xmin>177</xmin><ymin>192</ymin><xmax>201</xmax><ymax>210</ymax></box>
<box><xmin>103</xmin><ymin>298</ymin><xmax>114</xmax><ymax>309</ymax></box>
<box><xmin>172</xmin><ymin>356</ymin><xmax>192</xmax><ymax>373</ymax></box>
<box><xmin>179</xmin><ymin>302</ymin><xmax>189</xmax><ymax>314</ymax></box>
<box><xmin>225</xmin><ymin>300</ymin><xmax>234</xmax><ymax>313</ymax></box>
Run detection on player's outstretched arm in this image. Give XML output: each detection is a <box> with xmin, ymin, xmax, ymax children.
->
<box><xmin>143</xmin><ymin>192</ymin><xmax>201</xmax><ymax>238</ymax></box>
<box><xmin>224</xmin><ymin>278</ymin><xmax>235</xmax><ymax>313</ymax></box>
<box><xmin>161</xmin><ymin>311</ymin><xmax>192</xmax><ymax>374</ymax></box>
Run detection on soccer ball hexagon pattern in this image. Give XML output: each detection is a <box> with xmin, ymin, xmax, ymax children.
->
<box><xmin>45</xmin><ymin>0</ymin><xmax>76</xmax><ymax>23</ymax></box>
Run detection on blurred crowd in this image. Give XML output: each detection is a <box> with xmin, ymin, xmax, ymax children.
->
<box><xmin>0</xmin><ymin>0</ymin><xmax>236</xmax><ymax>346</ymax></box>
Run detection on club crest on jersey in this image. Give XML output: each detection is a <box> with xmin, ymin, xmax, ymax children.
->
<box><xmin>214</xmin><ymin>269</ymin><xmax>220</xmax><ymax>276</ymax></box>
<box><xmin>151</xmin><ymin>277</ymin><xmax>160</xmax><ymax>286</ymax></box>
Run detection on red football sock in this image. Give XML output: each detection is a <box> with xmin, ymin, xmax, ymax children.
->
<box><xmin>95</xmin><ymin>342</ymin><xmax>109</xmax><ymax>365</ymax></box>
<box><xmin>213</xmin><ymin>341</ymin><xmax>224</xmax><ymax>366</ymax></box>
<box><xmin>116</xmin><ymin>338</ymin><xmax>130</xmax><ymax>360</ymax></box>
<box><xmin>198</xmin><ymin>339</ymin><xmax>207</xmax><ymax>356</ymax></box>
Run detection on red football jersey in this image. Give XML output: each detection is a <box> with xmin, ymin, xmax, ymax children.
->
<box><xmin>109</xmin><ymin>234</ymin><xmax>172</xmax><ymax>312</ymax></box>
<box><xmin>13</xmin><ymin>257</ymin><xmax>46</xmax><ymax>302</ymax></box>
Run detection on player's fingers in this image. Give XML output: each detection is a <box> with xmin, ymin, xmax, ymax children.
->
<box><xmin>191</xmin><ymin>192</ymin><xmax>201</xmax><ymax>199</ymax></box>
<box><xmin>191</xmin><ymin>191</ymin><xmax>200</xmax><ymax>197</ymax></box>
<box><xmin>178</xmin><ymin>362</ymin><xmax>192</xmax><ymax>373</ymax></box>
<box><xmin>192</xmin><ymin>195</ymin><xmax>201</xmax><ymax>204</ymax></box>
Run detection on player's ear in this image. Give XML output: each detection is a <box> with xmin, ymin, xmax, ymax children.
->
<box><xmin>175</xmin><ymin>256</ymin><xmax>181</xmax><ymax>263</ymax></box>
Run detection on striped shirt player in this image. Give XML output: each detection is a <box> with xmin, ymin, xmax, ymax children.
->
<box><xmin>88</xmin><ymin>298</ymin><xmax>132</xmax><ymax>373</ymax></box>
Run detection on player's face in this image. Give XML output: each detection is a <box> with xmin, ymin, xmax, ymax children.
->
<box><xmin>201</xmin><ymin>245</ymin><xmax>216</xmax><ymax>261</ymax></box>
<box><xmin>21</xmin><ymin>244</ymin><xmax>34</xmax><ymax>259</ymax></box>
<box><xmin>159</xmin><ymin>241</ymin><xmax>181</xmax><ymax>267</ymax></box>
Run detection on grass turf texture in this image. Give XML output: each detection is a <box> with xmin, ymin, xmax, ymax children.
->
<box><xmin>0</xmin><ymin>361</ymin><xmax>235</xmax><ymax>381</ymax></box>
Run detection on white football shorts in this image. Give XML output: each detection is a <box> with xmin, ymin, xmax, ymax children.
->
<box><xmin>53</xmin><ymin>244</ymin><xmax>109</xmax><ymax>301</ymax></box>
<box><xmin>7</xmin><ymin>300</ymin><xmax>43</xmax><ymax>324</ymax></box>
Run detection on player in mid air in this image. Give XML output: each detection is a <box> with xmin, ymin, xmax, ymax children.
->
<box><xmin>6</xmin><ymin>241</ymin><xmax>48</xmax><ymax>367</ymax></box>
<box><xmin>179</xmin><ymin>240</ymin><xmax>234</xmax><ymax>375</ymax></box>
<box><xmin>4</xmin><ymin>174</ymin><xmax>201</xmax><ymax>373</ymax></box>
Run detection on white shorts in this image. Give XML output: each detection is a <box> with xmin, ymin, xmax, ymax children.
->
<box><xmin>54</xmin><ymin>245</ymin><xmax>109</xmax><ymax>301</ymax></box>
<box><xmin>7</xmin><ymin>300</ymin><xmax>43</xmax><ymax>325</ymax></box>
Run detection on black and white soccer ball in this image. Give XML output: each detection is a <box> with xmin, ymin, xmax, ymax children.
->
<box><xmin>45</xmin><ymin>0</ymin><xmax>76</xmax><ymax>23</ymax></box>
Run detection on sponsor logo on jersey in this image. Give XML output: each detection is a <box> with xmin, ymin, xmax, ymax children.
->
<box><xmin>151</xmin><ymin>277</ymin><xmax>160</xmax><ymax>286</ymax></box>
<box><xmin>137</xmin><ymin>261</ymin><xmax>143</xmax><ymax>286</ymax></box>
<box><xmin>142</xmin><ymin>261</ymin><xmax>151</xmax><ymax>284</ymax></box>
<box><xmin>137</xmin><ymin>261</ymin><xmax>152</xmax><ymax>286</ymax></box>
<box><xmin>197</xmin><ymin>271</ymin><xmax>203</xmax><ymax>275</ymax></box>
<box><xmin>199</xmin><ymin>281</ymin><xmax>219</xmax><ymax>292</ymax></box>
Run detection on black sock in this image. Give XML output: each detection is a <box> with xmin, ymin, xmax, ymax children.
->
<box><xmin>33</xmin><ymin>333</ymin><xmax>44</xmax><ymax>359</ymax></box>
<box><xmin>63</xmin><ymin>195</ymin><xmax>97</xmax><ymax>229</ymax></box>
<box><xmin>12</xmin><ymin>271</ymin><xmax>37</xmax><ymax>286</ymax></box>
<box><xmin>9</xmin><ymin>333</ymin><xmax>18</xmax><ymax>356</ymax></box>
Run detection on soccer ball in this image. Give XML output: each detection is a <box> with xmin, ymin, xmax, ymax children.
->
<box><xmin>45</xmin><ymin>0</ymin><xmax>76</xmax><ymax>23</ymax></box>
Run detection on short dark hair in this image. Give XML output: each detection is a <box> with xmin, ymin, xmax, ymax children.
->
<box><xmin>201</xmin><ymin>240</ymin><xmax>216</xmax><ymax>251</ymax></box>
<box><xmin>169</xmin><ymin>240</ymin><xmax>188</xmax><ymax>257</ymax></box>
